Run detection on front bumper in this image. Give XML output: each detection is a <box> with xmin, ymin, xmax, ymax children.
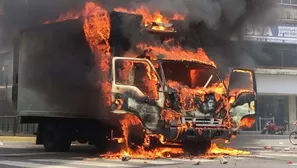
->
<box><xmin>163</xmin><ymin>127</ymin><xmax>232</xmax><ymax>142</ymax></box>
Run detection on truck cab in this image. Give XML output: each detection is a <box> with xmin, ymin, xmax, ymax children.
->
<box><xmin>110</xmin><ymin>49</ymin><xmax>257</xmax><ymax>150</ymax></box>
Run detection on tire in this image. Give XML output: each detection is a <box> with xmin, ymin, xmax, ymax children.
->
<box><xmin>143</xmin><ymin>136</ymin><xmax>159</xmax><ymax>151</ymax></box>
<box><xmin>289</xmin><ymin>131</ymin><xmax>297</xmax><ymax>145</ymax></box>
<box><xmin>94</xmin><ymin>139</ymin><xmax>109</xmax><ymax>154</ymax></box>
<box><xmin>261</xmin><ymin>130</ymin><xmax>266</xmax><ymax>134</ymax></box>
<box><xmin>93</xmin><ymin>131</ymin><xmax>110</xmax><ymax>154</ymax></box>
<box><xmin>42</xmin><ymin>123</ymin><xmax>71</xmax><ymax>152</ymax></box>
<box><xmin>126</xmin><ymin>124</ymin><xmax>146</xmax><ymax>150</ymax></box>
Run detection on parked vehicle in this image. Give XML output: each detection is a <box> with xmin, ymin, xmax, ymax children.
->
<box><xmin>289</xmin><ymin>121</ymin><xmax>297</xmax><ymax>145</ymax></box>
<box><xmin>261</xmin><ymin>120</ymin><xmax>287</xmax><ymax>135</ymax></box>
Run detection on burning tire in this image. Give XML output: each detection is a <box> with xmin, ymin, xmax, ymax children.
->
<box><xmin>127</xmin><ymin>124</ymin><xmax>146</xmax><ymax>150</ymax></box>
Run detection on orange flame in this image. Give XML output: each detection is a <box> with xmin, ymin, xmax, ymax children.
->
<box><xmin>120</xmin><ymin>114</ymin><xmax>142</xmax><ymax>147</ymax></box>
<box><xmin>239</xmin><ymin>117</ymin><xmax>256</xmax><ymax>128</ymax></box>
<box><xmin>138</xmin><ymin>43</ymin><xmax>216</xmax><ymax>67</ymax></box>
<box><xmin>161</xmin><ymin>109</ymin><xmax>182</xmax><ymax>122</ymax></box>
<box><xmin>83</xmin><ymin>2</ymin><xmax>112</xmax><ymax>106</ymax></box>
<box><xmin>114</xmin><ymin>6</ymin><xmax>184</xmax><ymax>32</ymax></box>
<box><xmin>101</xmin><ymin>146</ymin><xmax>184</xmax><ymax>159</ymax></box>
<box><xmin>207</xmin><ymin>143</ymin><xmax>250</xmax><ymax>156</ymax></box>
<box><xmin>224</xmin><ymin>75</ymin><xmax>230</xmax><ymax>88</ymax></box>
<box><xmin>102</xmin><ymin>113</ymin><xmax>184</xmax><ymax>159</ymax></box>
<box><xmin>114</xmin><ymin>5</ymin><xmax>185</xmax><ymax>25</ymax></box>
<box><xmin>42</xmin><ymin>2</ymin><xmax>253</xmax><ymax>159</ymax></box>
<box><xmin>166</xmin><ymin>80</ymin><xmax>227</xmax><ymax>110</ymax></box>
<box><xmin>44</xmin><ymin>11</ymin><xmax>81</xmax><ymax>24</ymax></box>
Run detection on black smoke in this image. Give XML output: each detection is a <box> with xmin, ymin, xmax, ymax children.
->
<box><xmin>2</xmin><ymin>0</ymin><xmax>277</xmax><ymax>117</ymax></box>
<box><xmin>3</xmin><ymin>0</ymin><xmax>276</xmax><ymax>67</ymax></box>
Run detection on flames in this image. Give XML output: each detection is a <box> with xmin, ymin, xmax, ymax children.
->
<box><xmin>207</xmin><ymin>143</ymin><xmax>250</xmax><ymax>156</ymax></box>
<box><xmin>114</xmin><ymin>6</ymin><xmax>185</xmax><ymax>32</ymax></box>
<box><xmin>114</xmin><ymin>5</ymin><xmax>185</xmax><ymax>24</ymax></box>
<box><xmin>102</xmin><ymin>146</ymin><xmax>184</xmax><ymax>159</ymax></box>
<box><xmin>102</xmin><ymin>113</ymin><xmax>250</xmax><ymax>159</ymax></box>
<box><xmin>44</xmin><ymin>11</ymin><xmax>81</xmax><ymax>24</ymax></box>
<box><xmin>82</xmin><ymin>2</ymin><xmax>112</xmax><ymax>107</ymax></box>
<box><xmin>43</xmin><ymin>1</ymin><xmax>254</xmax><ymax>160</ymax></box>
<box><xmin>119</xmin><ymin>114</ymin><xmax>142</xmax><ymax>147</ymax></box>
<box><xmin>138</xmin><ymin>43</ymin><xmax>217</xmax><ymax>67</ymax></box>
<box><xmin>239</xmin><ymin>117</ymin><xmax>256</xmax><ymax>129</ymax></box>
<box><xmin>102</xmin><ymin>113</ymin><xmax>185</xmax><ymax>159</ymax></box>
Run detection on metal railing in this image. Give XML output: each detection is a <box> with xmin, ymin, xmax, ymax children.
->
<box><xmin>0</xmin><ymin>116</ymin><xmax>37</xmax><ymax>136</ymax></box>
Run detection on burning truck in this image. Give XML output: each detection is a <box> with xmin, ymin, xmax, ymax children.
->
<box><xmin>12</xmin><ymin>2</ymin><xmax>256</xmax><ymax>154</ymax></box>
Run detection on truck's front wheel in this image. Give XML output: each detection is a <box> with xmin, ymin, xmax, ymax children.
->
<box><xmin>42</xmin><ymin>123</ymin><xmax>72</xmax><ymax>152</ymax></box>
<box><xmin>182</xmin><ymin>140</ymin><xmax>211</xmax><ymax>156</ymax></box>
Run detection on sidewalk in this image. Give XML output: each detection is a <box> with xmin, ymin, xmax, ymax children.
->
<box><xmin>0</xmin><ymin>132</ymin><xmax>35</xmax><ymax>143</ymax></box>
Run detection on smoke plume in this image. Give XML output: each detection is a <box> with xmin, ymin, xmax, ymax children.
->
<box><xmin>2</xmin><ymin>0</ymin><xmax>277</xmax><ymax>116</ymax></box>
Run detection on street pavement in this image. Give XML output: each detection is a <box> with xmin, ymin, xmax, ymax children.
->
<box><xmin>0</xmin><ymin>133</ymin><xmax>297</xmax><ymax>168</ymax></box>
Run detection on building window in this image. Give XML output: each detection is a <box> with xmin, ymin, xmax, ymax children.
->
<box><xmin>245</xmin><ymin>43</ymin><xmax>297</xmax><ymax>69</ymax></box>
<box><xmin>278</xmin><ymin>0</ymin><xmax>297</xmax><ymax>5</ymax></box>
<box><xmin>257</xmin><ymin>95</ymin><xmax>289</xmax><ymax>128</ymax></box>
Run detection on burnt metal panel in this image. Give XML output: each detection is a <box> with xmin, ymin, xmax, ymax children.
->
<box><xmin>17</xmin><ymin>19</ymin><xmax>104</xmax><ymax>119</ymax></box>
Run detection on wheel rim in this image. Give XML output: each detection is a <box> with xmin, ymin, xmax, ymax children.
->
<box><xmin>289</xmin><ymin>132</ymin><xmax>297</xmax><ymax>145</ymax></box>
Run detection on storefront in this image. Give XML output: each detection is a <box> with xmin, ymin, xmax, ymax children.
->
<box><xmin>240</xmin><ymin>1</ymin><xmax>297</xmax><ymax>131</ymax></box>
<box><xmin>254</xmin><ymin>69</ymin><xmax>297</xmax><ymax>131</ymax></box>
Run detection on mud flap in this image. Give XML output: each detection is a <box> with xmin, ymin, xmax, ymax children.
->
<box><xmin>227</xmin><ymin>68</ymin><xmax>257</xmax><ymax>128</ymax></box>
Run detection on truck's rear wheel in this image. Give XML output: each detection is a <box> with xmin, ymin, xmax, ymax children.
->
<box><xmin>42</xmin><ymin>123</ymin><xmax>71</xmax><ymax>152</ymax></box>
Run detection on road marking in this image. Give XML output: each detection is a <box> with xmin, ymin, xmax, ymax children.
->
<box><xmin>31</xmin><ymin>159</ymin><xmax>137</xmax><ymax>167</ymax></box>
<box><xmin>0</xmin><ymin>160</ymin><xmax>76</xmax><ymax>168</ymax></box>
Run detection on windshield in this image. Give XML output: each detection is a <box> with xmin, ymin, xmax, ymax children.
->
<box><xmin>161</xmin><ymin>61</ymin><xmax>221</xmax><ymax>89</ymax></box>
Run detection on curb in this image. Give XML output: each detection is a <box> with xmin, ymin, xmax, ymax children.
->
<box><xmin>0</xmin><ymin>136</ymin><xmax>36</xmax><ymax>143</ymax></box>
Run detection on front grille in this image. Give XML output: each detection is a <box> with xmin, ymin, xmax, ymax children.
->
<box><xmin>182</xmin><ymin>117</ymin><xmax>223</xmax><ymax>127</ymax></box>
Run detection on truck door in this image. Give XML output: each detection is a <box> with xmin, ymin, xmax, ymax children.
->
<box><xmin>227</xmin><ymin>68</ymin><xmax>257</xmax><ymax>126</ymax></box>
<box><xmin>111</xmin><ymin>57</ymin><xmax>165</xmax><ymax>132</ymax></box>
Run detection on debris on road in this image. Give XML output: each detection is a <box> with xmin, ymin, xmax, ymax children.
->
<box><xmin>288</xmin><ymin>161</ymin><xmax>293</xmax><ymax>164</ymax></box>
<box><xmin>193</xmin><ymin>161</ymin><xmax>201</xmax><ymax>165</ymax></box>
<box><xmin>284</xmin><ymin>148</ymin><xmax>290</xmax><ymax>151</ymax></box>
<box><xmin>122</xmin><ymin>155</ymin><xmax>131</xmax><ymax>161</ymax></box>
<box><xmin>264</xmin><ymin>146</ymin><xmax>273</xmax><ymax>150</ymax></box>
<box><xmin>279</xmin><ymin>142</ymin><xmax>283</xmax><ymax>145</ymax></box>
<box><xmin>218</xmin><ymin>157</ymin><xmax>228</xmax><ymax>164</ymax></box>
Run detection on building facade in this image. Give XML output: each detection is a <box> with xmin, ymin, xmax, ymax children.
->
<box><xmin>242</xmin><ymin>0</ymin><xmax>297</xmax><ymax>131</ymax></box>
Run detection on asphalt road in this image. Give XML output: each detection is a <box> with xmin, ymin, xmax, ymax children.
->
<box><xmin>0</xmin><ymin>134</ymin><xmax>297</xmax><ymax>168</ymax></box>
